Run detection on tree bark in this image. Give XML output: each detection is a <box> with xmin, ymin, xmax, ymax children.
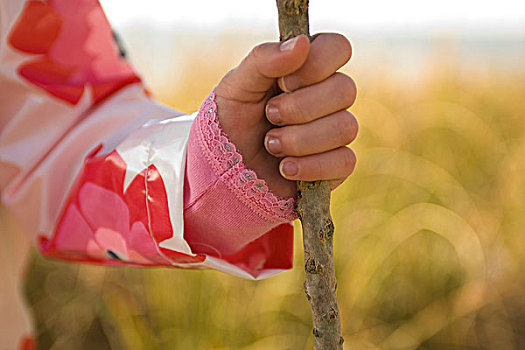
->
<box><xmin>276</xmin><ymin>1</ymin><xmax>344</xmax><ymax>349</ymax></box>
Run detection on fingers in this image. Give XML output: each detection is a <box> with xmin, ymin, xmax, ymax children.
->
<box><xmin>278</xmin><ymin>147</ymin><xmax>356</xmax><ymax>182</ymax></box>
<box><xmin>278</xmin><ymin>33</ymin><xmax>352</xmax><ymax>92</ymax></box>
<box><xmin>216</xmin><ymin>35</ymin><xmax>310</xmax><ymax>103</ymax></box>
<box><xmin>266</xmin><ymin>72</ymin><xmax>356</xmax><ymax>126</ymax></box>
<box><xmin>264</xmin><ymin>110</ymin><xmax>358</xmax><ymax>157</ymax></box>
<box><xmin>262</xmin><ymin>34</ymin><xmax>357</xmax><ymax>188</ymax></box>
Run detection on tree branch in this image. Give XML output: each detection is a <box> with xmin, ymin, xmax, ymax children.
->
<box><xmin>276</xmin><ymin>1</ymin><xmax>344</xmax><ymax>348</ymax></box>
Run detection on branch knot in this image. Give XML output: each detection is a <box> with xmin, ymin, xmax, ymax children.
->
<box><xmin>313</xmin><ymin>328</ymin><xmax>321</xmax><ymax>338</ymax></box>
<box><xmin>305</xmin><ymin>257</ymin><xmax>323</xmax><ymax>274</ymax></box>
<box><xmin>327</xmin><ymin>308</ymin><xmax>338</xmax><ymax>322</ymax></box>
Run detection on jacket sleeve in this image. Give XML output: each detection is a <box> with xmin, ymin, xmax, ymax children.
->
<box><xmin>0</xmin><ymin>0</ymin><xmax>295</xmax><ymax>279</ymax></box>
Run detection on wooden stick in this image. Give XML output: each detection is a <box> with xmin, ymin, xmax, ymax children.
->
<box><xmin>276</xmin><ymin>1</ymin><xmax>344</xmax><ymax>349</ymax></box>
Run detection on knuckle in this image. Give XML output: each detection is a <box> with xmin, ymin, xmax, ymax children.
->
<box><xmin>251</xmin><ymin>42</ymin><xmax>269</xmax><ymax>59</ymax></box>
<box><xmin>249</xmin><ymin>42</ymin><xmax>273</xmax><ymax>72</ymax></box>
<box><xmin>247</xmin><ymin>46</ymin><xmax>259</xmax><ymax>65</ymax></box>
<box><xmin>337</xmin><ymin>111</ymin><xmax>358</xmax><ymax>145</ymax></box>
<box><xmin>334</xmin><ymin>33</ymin><xmax>353</xmax><ymax>61</ymax></box>
<box><xmin>341</xmin><ymin>147</ymin><xmax>357</xmax><ymax>174</ymax></box>
<box><xmin>334</xmin><ymin>73</ymin><xmax>357</xmax><ymax>107</ymax></box>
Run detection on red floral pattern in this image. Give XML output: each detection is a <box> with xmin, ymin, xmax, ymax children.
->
<box><xmin>37</xmin><ymin>145</ymin><xmax>292</xmax><ymax>275</ymax></box>
<box><xmin>40</xmin><ymin>149</ymin><xmax>205</xmax><ymax>266</ymax></box>
<box><xmin>8</xmin><ymin>0</ymin><xmax>140</xmax><ymax>105</ymax></box>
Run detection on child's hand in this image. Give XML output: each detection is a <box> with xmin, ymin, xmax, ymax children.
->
<box><xmin>215</xmin><ymin>33</ymin><xmax>357</xmax><ymax>198</ymax></box>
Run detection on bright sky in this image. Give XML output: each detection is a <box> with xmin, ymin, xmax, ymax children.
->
<box><xmin>100</xmin><ymin>0</ymin><xmax>525</xmax><ymax>32</ymax></box>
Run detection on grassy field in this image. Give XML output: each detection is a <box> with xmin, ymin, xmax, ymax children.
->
<box><xmin>25</xmin><ymin>39</ymin><xmax>525</xmax><ymax>349</ymax></box>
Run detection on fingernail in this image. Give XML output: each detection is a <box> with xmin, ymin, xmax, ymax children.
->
<box><xmin>265</xmin><ymin>135</ymin><xmax>282</xmax><ymax>155</ymax></box>
<box><xmin>280</xmin><ymin>36</ymin><xmax>299</xmax><ymax>51</ymax></box>
<box><xmin>280</xmin><ymin>161</ymin><xmax>298</xmax><ymax>178</ymax></box>
<box><xmin>281</xmin><ymin>75</ymin><xmax>300</xmax><ymax>92</ymax></box>
<box><xmin>265</xmin><ymin>104</ymin><xmax>282</xmax><ymax>125</ymax></box>
<box><xmin>279</xmin><ymin>76</ymin><xmax>291</xmax><ymax>93</ymax></box>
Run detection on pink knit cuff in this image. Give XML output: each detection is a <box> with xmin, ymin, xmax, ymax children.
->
<box><xmin>195</xmin><ymin>91</ymin><xmax>297</xmax><ymax>222</ymax></box>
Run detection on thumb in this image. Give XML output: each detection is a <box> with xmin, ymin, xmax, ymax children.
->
<box><xmin>216</xmin><ymin>35</ymin><xmax>310</xmax><ymax>103</ymax></box>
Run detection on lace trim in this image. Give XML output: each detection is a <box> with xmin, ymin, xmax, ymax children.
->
<box><xmin>195</xmin><ymin>90</ymin><xmax>297</xmax><ymax>222</ymax></box>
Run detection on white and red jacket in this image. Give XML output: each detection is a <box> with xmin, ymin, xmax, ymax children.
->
<box><xmin>0</xmin><ymin>0</ymin><xmax>296</xmax><ymax>347</ymax></box>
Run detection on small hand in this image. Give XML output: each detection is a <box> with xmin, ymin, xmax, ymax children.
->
<box><xmin>215</xmin><ymin>33</ymin><xmax>357</xmax><ymax>199</ymax></box>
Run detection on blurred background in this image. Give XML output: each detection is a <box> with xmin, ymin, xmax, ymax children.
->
<box><xmin>24</xmin><ymin>0</ymin><xmax>525</xmax><ymax>349</ymax></box>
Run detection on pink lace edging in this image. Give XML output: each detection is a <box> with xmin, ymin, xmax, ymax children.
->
<box><xmin>195</xmin><ymin>90</ymin><xmax>297</xmax><ymax>222</ymax></box>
